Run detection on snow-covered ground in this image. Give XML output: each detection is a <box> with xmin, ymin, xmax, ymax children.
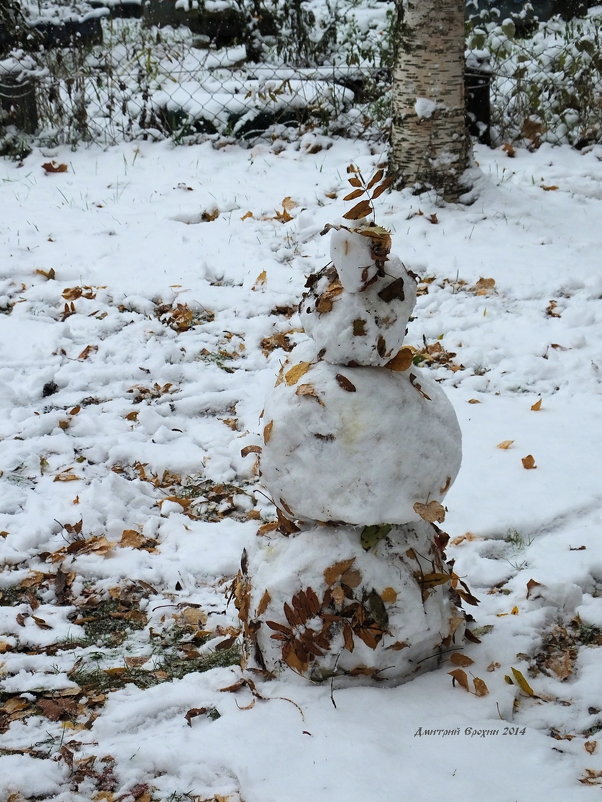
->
<box><xmin>1</xmin><ymin>135</ymin><xmax>602</xmax><ymax>801</ymax></box>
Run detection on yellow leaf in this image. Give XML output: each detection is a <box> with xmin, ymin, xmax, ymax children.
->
<box><xmin>448</xmin><ymin>668</ymin><xmax>470</xmax><ymax>691</ymax></box>
<box><xmin>241</xmin><ymin>211</ymin><xmax>254</xmax><ymax>221</ymax></box>
<box><xmin>467</xmin><ymin>398</ymin><xmax>481</xmax><ymax>404</ymax></box>
<box><xmin>497</xmin><ymin>440</ymin><xmax>514</xmax><ymax>449</ymax></box>
<box><xmin>284</xmin><ymin>362</ymin><xmax>312</xmax><ymax>386</ymax></box>
<box><xmin>510</xmin><ymin>666</ymin><xmax>537</xmax><ymax>697</ymax></box>
<box><xmin>530</xmin><ymin>398</ymin><xmax>543</xmax><ymax>411</ymax></box>
<box><xmin>253</xmin><ymin>270</ymin><xmax>267</xmax><ymax>290</ymax></box>
<box><xmin>380</xmin><ymin>587</ymin><xmax>398</xmax><ymax>603</ymax></box>
<box><xmin>385</xmin><ymin>347</ymin><xmax>413</xmax><ymax>372</ymax></box>
<box><xmin>541</xmin><ymin>185</ymin><xmax>559</xmax><ymax>191</ymax></box>
<box><xmin>522</xmin><ymin>454</ymin><xmax>537</xmax><ymax>469</ymax></box>
<box><xmin>263</xmin><ymin>421</ymin><xmax>273</xmax><ymax>444</ymax></box>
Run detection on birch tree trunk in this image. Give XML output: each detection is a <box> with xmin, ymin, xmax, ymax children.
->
<box><xmin>389</xmin><ymin>0</ymin><xmax>472</xmax><ymax>202</ymax></box>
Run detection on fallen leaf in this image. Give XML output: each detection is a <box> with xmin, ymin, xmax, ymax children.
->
<box><xmin>526</xmin><ymin>578</ymin><xmax>543</xmax><ymax>599</ymax></box>
<box><xmin>240</xmin><ymin>445</ymin><xmax>262</xmax><ymax>457</ymax></box>
<box><xmin>541</xmin><ymin>185</ymin><xmax>559</xmax><ymax>191</ymax></box>
<box><xmin>531</xmin><ymin>398</ymin><xmax>543</xmax><ymax>411</ymax></box>
<box><xmin>497</xmin><ymin>440</ymin><xmax>514</xmax><ymax>450</ymax></box>
<box><xmin>295</xmin><ymin>383</ymin><xmax>324</xmax><ymax>405</ymax></box>
<box><xmin>487</xmin><ymin>661</ymin><xmax>501</xmax><ymax>672</ymax></box>
<box><xmin>256</xmin><ymin>590</ymin><xmax>271</xmax><ymax>617</ymax></box>
<box><xmin>413</xmin><ymin>500</ymin><xmax>446</xmax><ymax>523</ymax></box>
<box><xmin>324</xmin><ymin>558</ymin><xmax>356</xmax><ymax>586</ymax></box>
<box><xmin>263</xmin><ymin>421</ymin><xmax>273</xmax><ymax>444</ymax></box>
<box><xmin>473</xmin><ymin>677</ymin><xmax>489</xmax><ymax>696</ymax></box>
<box><xmin>253</xmin><ymin>270</ymin><xmax>267</xmax><ymax>290</ymax></box>
<box><xmin>335</xmin><ymin>373</ymin><xmax>356</xmax><ymax>392</ymax></box>
<box><xmin>201</xmin><ymin>208</ymin><xmax>219</xmax><ymax>222</ymax></box>
<box><xmin>35</xmin><ymin>268</ymin><xmax>56</xmax><ymax>280</ymax></box>
<box><xmin>449</xmin><ymin>653</ymin><xmax>474</xmax><ymax>668</ymax></box>
<box><xmin>241</xmin><ymin>211</ymin><xmax>254</xmax><ymax>221</ymax></box>
<box><xmin>522</xmin><ymin>454</ymin><xmax>537</xmax><ymax>469</ymax></box>
<box><xmin>284</xmin><ymin>362</ymin><xmax>311</xmax><ymax>386</ymax></box>
<box><xmin>385</xmin><ymin>348</ymin><xmax>413</xmax><ymax>372</ymax></box>
<box><xmin>77</xmin><ymin>344</ymin><xmax>98</xmax><ymax>361</ymax></box>
<box><xmin>449</xmin><ymin>668</ymin><xmax>470</xmax><ymax>691</ymax></box>
<box><xmin>42</xmin><ymin>161</ymin><xmax>68</xmax><ymax>173</ymax></box>
<box><xmin>502</xmin><ymin>143</ymin><xmax>516</xmax><ymax>157</ymax></box>
<box><xmin>380</xmin><ymin>587</ymin><xmax>398</xmax><ymax>603</ymax></box>
<box><xmin>509</xmin><ymin>666</ymin><xmax>537</xmax><ymax>697</ymax></box>
<box><xmin>185</xmin><ymin>707</ymin><xmax>208</xmax><ymax>726</ymax></box>
<box><xmin>585</xmin><ymin>741</ymin><xmax>598</xmax><ymax>755</ymax></box>
<box><xmin>467</xmin><ymin>398</ymin><xmax>481</xmax><ymax>404</ymax></box>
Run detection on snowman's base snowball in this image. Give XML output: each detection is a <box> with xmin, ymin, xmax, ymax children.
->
<box><xmin>260</xmin><ymin>357</ymin><xmax>462</xmax><ymax>525</ymax></box>
<box><xmin>235</xmin><ymin>523</ymin><xmax>465</xmax><ymax>685</ymax></box>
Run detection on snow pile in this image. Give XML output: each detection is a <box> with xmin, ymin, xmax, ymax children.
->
<box><xmin>0</xmin><ymin>139</ymin><xmax>601</xmax><ymax>800</ymax></box>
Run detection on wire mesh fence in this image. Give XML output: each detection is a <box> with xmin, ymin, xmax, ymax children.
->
<box><xmin>1</xmin><ymin>2</ymin><xmax>601</xmax><ymax>151</ymax></box>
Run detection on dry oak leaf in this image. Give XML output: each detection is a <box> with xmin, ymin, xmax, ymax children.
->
<box><xmin>522</xmin><ymin>454</ymin><xmax>537</xmax><ymax>469</ymax></box>
<box><xmin>497</xmin><ymin>440</ymin><xmax>514</xmax><ymax>450</ymax></box>
<box><xmin>413</xmin><ymin>500</ymin><xmax>445</xmax><ymax>523</ymax></box>
<box><xmin>472</xmin><ymin>277</ymin><xmax>496</xmax><ymax>295</ymax></box>
<box><xmin>585</xmin><ymin>741</ymin><xmax>598</xmax><ymax>755</ymax></box>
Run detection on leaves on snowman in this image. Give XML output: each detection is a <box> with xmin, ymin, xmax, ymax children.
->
<box><xmin>360</xmin><ymin>524</ymin><xmax>392</xmax><ymax>550</ymax></box>
<box><xmin>295</xmin><ymin>383</ymin><xmax>324</xmax><ymax>405</ymax></box>
<box><xmin>413</xmin><ymin>500</ymin><xmax>446</xmax><ymax>523</ymax></box>
<box><xmin>335</xmin><ymin>373</ymin><xmax>356</xmax><ymax>392</ymax></box>
<box><xmin>342</xmin><ymin>164</ymin><xmax>393</xmax><ymax>221</ymax></box>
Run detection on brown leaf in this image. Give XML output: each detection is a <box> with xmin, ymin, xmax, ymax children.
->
<box><xmin>526</xmin><ymin>578</ymin><xmax>543</xmax><ymax>599</ymax></box>
<box><xmin>449</xmin><ymin>668</ymin><xmax>470</xmax><ymax>691</ymax></box>
<box><xmin>35</xmin><ymin>268</ymin><xmax>56</xmax><ymax>280</ymax></box>
<box><xmin>335</xmin><ymin>373</ymin><xmax>356</xmax><ymax>392</ymax></box>
<box><xmin>467</xmin><ymin>398</ymin><xmax>481</xmax><ymax>404</ymax></box>
<box><xmin>385</xmin><ymin>348</ymin><xmax>413</xmax><ymax>372</ymax></box>
<box><xmin>541</xmin><ymin>185</ymin><xmax>559</xmax><ymax>192</ymax></box>
<box><xmin>413</xmin><ymin>500</ymin><xmax>445</xmax><ymax>523</ymax></box>
<box><xmin>473</xmin><ymin>277</ymin><xmax>496</xmax><ymax>294</ymax></box>
<box><xmin>241</xmin><ymin>445</ymin><xmax>262</xmax><ymax>458</ymax></box>
<box><xmin>343</xmin><ymin>188</ymin><xmax>365</xmax><ymax>201</ymax></box>
<box><xmin>522</xmin><ymin>454</ymin><xmax>537</xmax><ymax>469</ymax></box>
<box><xmin>342</xmin><ymin>199</ymin><xmax>373</xmax><ymax>221</ymax></box>
<box><xmin>37</xmin><ymin>697</ymin><xmax>78</xmax><ymax>721</ymax></box>
<box><xmin>496</xmin><ymin>440</ymin><xmax>514</xmax><ymax>450</ymax></box>
<box><xmin>409</xmin><ymin>372</ymin><xmax>431</xmax><ymax>400</ymax></box>
<box><xmin>324</xmin><ymin>558</ymin><xmax>356</xmax><ymax>586</ymax></box>
<box><xmin>386</xmin><ymin>640</ymin><xmax>409</xmax><ymax>651</ymax></box>
<box><xmin>185</xmin><ymin>707</ymin><xmax>208</xmax><ymax>726</ymax></box>
<box><xmin>378</xmin><ymin>277</ymin><xmax>405</xmax><ymax>303</ymax></box>
<box><xmin>473</xmin><ymin>677</ymin><xmax>489</xmax><ymax>696</ymax></box>
<box><xmin>263</xmin><ymin>421</ymin><xmax>273</xmax><ymax>444</ymax></box>
<box><xmin>33</xmin><ymin>616</ymin><xmax>52</xmax><ymax>630</ymax></box>
<box><xmin>201</xmin><ymin>208</ymin><xmax>219</xmax><ymax>222</ymax></box>
<box><xmin>427</xmin><ymin>213</ymin><xmax>439</xmax><ymax>225</ymax></box>
<box><xmin>546</xmin><ymin>299</ymin><xmax>561</xmax><ymax>318</ymax></box>
<box><xmin>352</xmin><ymin>319</ymin><xmax>367</xmax><ymax>336</ymax></box>
<box><xmin>340</xmin><ymin>568</ymin><xmax>361</xmax><ymax>589</ymax></box>
<box><xmin>256</xmin><ymin>590</ymin><xmax>271</xmax><ymax>617</ymax></box>
<box><xmin>284</xmin><ymin>362</ymin><xmax>312</xmax><ymax>386</ymax></box>
<box><xmin>241</xmin><ymin>211</ymin><xmax>254</xmax><ymax>221</ymax></box>
<box><xmin>370</xmin><ymin>177</ymin><xmax>394</xmax><ymax>200</ymax></box>
<box><xmin>502</xmin><ymin>143</ymin><xmax>516</xmax><ymax>157</ymax></box>
<box><xmin>548</xmin><ymin>650</ymin><xmax>573</xmax><ymax>681</ymax></box>
<box><xmin>42</xmin><ymin>161</ymin><xmax>68</xmax><ymax>173</ymax></box>
<box><xmin>119</xmin><ymin>529</ymin><xmax>147</xmax><ymax>549</ymax></box>
<box><xmin>449</xmin><ymin>653</ymin><xmax>474</xmax><ymax>667</ymax></box>
<box><xmin>366</xmin><ymin>168</ymin><xmax>384</xmax><ymax>190</ymax></box>
<box><xmin>530</xmin><ymin>398</ymin><xmax>543</xmax><ymax>411</ymax></box>
<box><xmin>276</xmin><ymin>507</ymin><xmax>299</xmax><ymax>535</ymax></box>
<box><xmin>295</xmin><ymin>383</ymin><xmax>324</xmax><ymax>405</ymax></box>
<box><xmin>585</xmin><ymin>741</ymin><xmax>598</xmax><ymax>755</ymax></box>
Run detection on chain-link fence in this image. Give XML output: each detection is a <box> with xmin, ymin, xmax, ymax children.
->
<box><xmin>1</xmin><ymin>1</ymin><xmax>601</xmax><ymax>151</ymax></box>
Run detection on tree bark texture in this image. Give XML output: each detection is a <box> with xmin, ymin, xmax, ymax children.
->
<box><xmin>390</xmin><ymin>0</ymin><xmax>471</xmax><ymax>201</ymax></box>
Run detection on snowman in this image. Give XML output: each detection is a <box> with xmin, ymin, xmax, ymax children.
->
<box><xmin>234</xmin><ymin>204</ymin><xmax>469</xmax><ymax>684</ymax></box>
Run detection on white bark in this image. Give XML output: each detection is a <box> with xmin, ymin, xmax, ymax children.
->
<box><xmin>390</xmin><ymin>0</ymin><xmax>471</xmax><ymax>201</ymax></box>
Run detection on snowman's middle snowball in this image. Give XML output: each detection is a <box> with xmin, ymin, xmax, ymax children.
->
<box><xmin>261</xmin><ymin>357</ymin><xmax>462</xmax><ymax>525</ymax></box>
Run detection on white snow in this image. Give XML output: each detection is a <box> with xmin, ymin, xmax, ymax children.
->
<box><xmin>0</xmin><ymin>136</ymin><xmax>602</xmax><ymax>801</ymax></box>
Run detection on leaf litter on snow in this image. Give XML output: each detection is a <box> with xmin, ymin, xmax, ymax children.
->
<box><xmin>1</xmin><ymin>138</ymin><xmax>602</xmax><ymax>801</ymax></box>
